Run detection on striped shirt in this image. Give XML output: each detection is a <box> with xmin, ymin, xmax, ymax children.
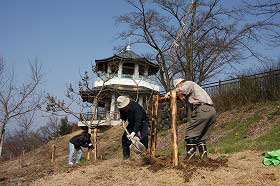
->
<box><xmin>176</xmin><ymin>81</ymin><xmax>213</xmax><ymax>105</ymax></box>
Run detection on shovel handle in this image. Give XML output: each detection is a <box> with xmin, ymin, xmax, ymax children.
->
<box><xmin>121</xmin><ymin>122</ymin><xmax>130</xmax><ymax>135</ymax></box>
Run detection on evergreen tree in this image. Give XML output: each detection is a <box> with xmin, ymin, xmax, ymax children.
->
<box><xmin>59</xmin><ymin>117</ymin><xmax>72</xmax><ymax>136</ymax></box>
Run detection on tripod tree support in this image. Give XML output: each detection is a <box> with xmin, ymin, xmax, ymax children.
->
<box><xmin>150</xmin><ymin>90</ymin><xmax>179</xmax><ymax>166</ymax></box>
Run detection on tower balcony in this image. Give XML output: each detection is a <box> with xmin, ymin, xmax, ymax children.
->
<box><xmin>78</xmin><ymin>111</ymin><xmax>121</xmax><ymax>127</ymax></box>
<box><xmin>94</xmin><ymin>75</ymin><xmax>160</xmax><ymax>92</ymax></box>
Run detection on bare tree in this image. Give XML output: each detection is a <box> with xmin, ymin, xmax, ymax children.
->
<box><xmin>243</xmin><ymin>0</ymin><xmax>280</xmax><ymax>46</ymax></box>
<box><xmin>115</xmin><ymin>0</ymin><xmax>274</xmax><ymax>89</ymax></box>
<box><xmin>45</xmin><ymin>64</ymin><xmax>118</xmax><ymax>127</ymax></box>
<box><xmin>0</xmin><ymin>61</ymin><xmax>43</xmax><ymax>157</ymax></box>
<box><xmin>37</xmin><ymin>116</ymin><xmax>61</xmax><ymax>141</ymax></box>
<box><xmin>2</xmin><ymin>125</ymin><xmax>45</xmax><ymax>160</ymax></box>
<box><xmin>1</xmin><ymin>111</ymin><xmax>43</xmax><ymax>159</ymax></box>
<box><xmin>0</xmin><ymin>57</ymin><xmax>4</xmax><ymax>75</ymax></box>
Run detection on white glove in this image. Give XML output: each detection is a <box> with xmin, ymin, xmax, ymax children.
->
<box><xmin>127</xmin><ymin>132</ymin><xmax>136</xmax><ymax>140</ymax></box>
<box><xmin>88</xmin><ymin>143</ymin><xmax>94</xmax><ymax>150</ymax></box>
<box><xmin>165</xmin><ymin>92</ymin><xmax>171</xmax><ymax>98</ymax></box>
<box><xmin>120</xmin><ymin>119</ymin><xmax>125</xmax><ymax>125</ymax></box>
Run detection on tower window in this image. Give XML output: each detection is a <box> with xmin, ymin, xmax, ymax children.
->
<box><xmin>139</xmin><ymin>65</ymin><xmax>145</xmax><ymax>76</ymax></box>
<box><xmin>123</xmin><ymin>63</ymin><xmax>134</xmax><ymax>75</ymax></box>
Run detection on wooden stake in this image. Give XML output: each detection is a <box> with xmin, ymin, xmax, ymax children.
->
<box><xmin>93</xmin><ymin>128</ymin><xmax>97</xmax><ymax>161</ymax></box>
<box><xmin>19</xmin><ymin>150</ymin><xmax>24</xmax><ymax>169</ymax></box>
<box><xmin>87</xmin><ymin>128</ymin><xmax>92</xmax><ymax>161</ymax></box>
<box><xmin>150</xmin><ymin>95</ymin><xmax>159</xmax><ymax>157</ymax></box>
<box><xmin>170</xmin><ymin>90</ymin><xmax>179</xmax><ymax>166</ymax></box>
<box><xmin>51</xmin><ymin>144</ymin><xmax>56</xmax><ymax>163</ymax></box>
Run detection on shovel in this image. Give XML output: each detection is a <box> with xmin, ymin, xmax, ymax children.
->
<box><xmin>121</xmin><ymin>122</ymin><xmax>146</xmax><ymax>155</ymax></box>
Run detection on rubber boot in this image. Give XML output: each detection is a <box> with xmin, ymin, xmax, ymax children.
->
<box><xmin>198</xmin><ymin>141</ymin><xmax>208</xmax><ymax>160</ymax></box>
<box><xmin>185</xmin><ymin>138</ymin><xmax>197</xmax><ymax>160</ymax></box>
<box><xmin>123</xmin><ymin>146</ymin><xmax>130</xmax><ymax>160</ymax></box>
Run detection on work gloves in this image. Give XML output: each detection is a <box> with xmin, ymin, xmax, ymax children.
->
<box><xmin>88</xmin><ymin>143</ymin><xmax>94</xmax><ymax>150</ymax></box>
<box><xmin>127</xmin><ymin>132</ymin><xmax>136</xmax><ymax>140</ymax></box>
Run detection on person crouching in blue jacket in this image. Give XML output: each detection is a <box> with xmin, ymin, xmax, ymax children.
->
<box><xmin>68</xmin><ymin>130</ymin><xmax>93</xmax><ymax>165</ymax></box>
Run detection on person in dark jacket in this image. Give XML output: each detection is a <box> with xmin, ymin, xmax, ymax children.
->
<box><xmin>117</xmin><ymin>96</ymin><xmax>148</xmax><ymax>160</ymax></box>
<box><xmin>68</xmin><ymin>130</ymin><xmax>93</xmax><ymax>165</ymax></box>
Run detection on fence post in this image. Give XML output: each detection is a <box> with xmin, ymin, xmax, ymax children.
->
<box><xmin>150</xmin><ymin>95</ymin><xmax>159</xmax><ymax>157</ymax></box>
<box><xmin>170</xmin><ymin>90</ymin><xmax>179</xmax><ymax>167</ymax></box>
<box><xmin>19</xmin><ymin>149</ymin><xmax>25</xmax><ymax>169</ymax></box>
<box><xmin>218</xmin><ymin>80</ymin><xmax>222</xmax><ymax>95</ymax></box>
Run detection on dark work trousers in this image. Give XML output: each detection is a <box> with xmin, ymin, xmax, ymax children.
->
<box><xmin>122</xmin><ymin>122</ymin><xmax>148</xmax><ymax>159</ymax></box>
<box><xmin>185</xmin><ymin>105</ymin><xmax>216</xmax><ymax>142</ymax></box>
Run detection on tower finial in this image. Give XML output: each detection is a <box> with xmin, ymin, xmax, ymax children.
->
<box><xmin>126</xmin><ymin>37</ymin><xmax>131</xmax><ymax>51</ymax></box>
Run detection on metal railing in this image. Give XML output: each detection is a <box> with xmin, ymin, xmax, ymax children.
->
<box><xmin>202</xmin><ymin>69</ymin><xmax>280</xmax><ymax>97</ymax></box>
<box><xmin>97</xmin><ymin>73</ymin><xmax>157</xmax><ymax>84</ymax></box>
<box><xmin>157</xmin><ymin>69</ymin><xmax>280</xmax><ymax>97</ymax></box>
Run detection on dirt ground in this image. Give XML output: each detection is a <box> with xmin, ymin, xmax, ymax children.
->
<box><xmin>29</xmin><ymin>151</ymin><xmax>279</xmax><ymax>186</ymax></box>
<box><xmin>1</xmin><ymin>102</ymin><xmax>280</xmax><ymax>186</ymax></box>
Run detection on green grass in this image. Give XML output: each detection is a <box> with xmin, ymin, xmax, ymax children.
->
<box><xmin>79</xmin><ymin>157</ymin><xmax>89</xmax><ymax>165</ymax></box>
<box><xmin>158</xmin><ymin>129</ymin><xmax>169</xmax><ymax>137</ymax></box>
<box><xmin>209</xmin><ymin>114</ymin><xmax>263</xmax><ymax>153</ymax></box>
<box><xmin>157</xmin><ymin>101</ymin><xmax>280</xmax><ymax>156</ymax></box>
<box><xmin>253</xmin><ymin>123</ymin><xmax>280</xmax><ymax>151</ymax></box>
<box><xmin>270</xmin><ymin>101</ymin><xmax>279</xmax><ymax>108</ymax></box>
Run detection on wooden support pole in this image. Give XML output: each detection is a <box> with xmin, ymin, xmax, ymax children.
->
<box><xmin>19</xmin><ymin>150</ymin><xmax>25</xmax><ymax>169</ymax></box>
<box><xmin>87</xmin><ymin>128</ymin><xmax>92</xmax><ymax>161</ymax></box>
<box><xmin>170</xmin><ymin>90</ymin><xmax>179</xmax><ymax>166</ymax></box>
<box><xmin>150</xmin><ymin>95</ymin><xmax>159</xmax><ymax>157</ymax></box>
<box><xmin>51</xmin><ymin>144</ymin><xmax>56</xmax><ymax>163</ymax></box>
<box><xmin>93</xmin><ymin>128</ymin><xmax>97</xmax><ymax>161</ymax></box>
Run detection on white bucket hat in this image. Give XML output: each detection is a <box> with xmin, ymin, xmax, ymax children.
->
<box><xmin>173</xmin><ymin>78</ymin><xmax>185</xmax><ymax>87</ymax></box>
<box><xmin>117</xmin><ymin>96</ymin><xmax>130</xmax><ymax>109</ymax></box>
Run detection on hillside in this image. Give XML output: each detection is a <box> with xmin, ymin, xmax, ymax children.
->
<box><xmin>0</xmin><ymin>100</ymin><xmax>280</xmax><ymax>186</ymax></box>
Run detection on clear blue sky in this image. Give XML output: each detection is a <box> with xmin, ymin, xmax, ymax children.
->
<box><xmin>1</xmin><ymin>0</ymin><xmax>278</xmax><ymax>96</ymax></box>
<box><xmin>0</xmin><ymin>0</ymin><xmax>279</xmax><ymax>129</ymax></box>
<box><xmin>0</xmin><ymin>0</ymin><xmax>131</xmax><ymax>99</ymax></box>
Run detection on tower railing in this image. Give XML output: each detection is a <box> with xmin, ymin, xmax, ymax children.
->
<box><xmin>80</xmin><ymin>111</ymin><xmax>120</xmax><ymax>121</ymax></box>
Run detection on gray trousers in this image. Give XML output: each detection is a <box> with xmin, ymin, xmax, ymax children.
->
<box><xmin>186</xmin><ymin>104</ymin><xmax>216</xmax><ymax>141</ymax></box>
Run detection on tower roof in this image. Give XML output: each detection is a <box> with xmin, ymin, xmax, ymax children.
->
<box><xmin>116</xmin><ymin>48</ymin><xmax>142</xmax><ymax>59</ymax></box>
<box><xmin>95</xmin><ymin>45</ymin><xmax>159</xmax><ymax>74</ymax></box>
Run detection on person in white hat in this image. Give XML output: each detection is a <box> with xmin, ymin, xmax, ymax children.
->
<box><xmin>117</xmin><ymin>96</ymin><xmax>149</xmax><ymax>160</ymax></box>
<box><xmin>166</xmin><ymin>78</ymin><xmax>216</xmax><ymax>160</ymax></box>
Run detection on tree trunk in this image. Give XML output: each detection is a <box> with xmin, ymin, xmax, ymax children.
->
<box><xmin>0</xmin><ymin>132</ymin><xmax>4</xmax><ymax>157</ymax></box>
<box><xmin>0</xmin><ymin>120</ymin><xmax>7</xmax><ymax>157</ymax></box>
<box><xmin>150</xmin><ymin>95</ymin><xmax>159</xmax><ymax>157</ymax></box>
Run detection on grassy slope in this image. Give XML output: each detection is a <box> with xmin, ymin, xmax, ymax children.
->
<box><xmin>156</xmin><ymin>100</ymin><xmax>280</xmax><ymax>156</ymax></box>
<box><xmin>208</xmin><ymin>100</ymin><xmax>280</xmax><ymax>153</ymax></box>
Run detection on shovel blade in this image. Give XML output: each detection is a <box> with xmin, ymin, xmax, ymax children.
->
<box><xmin>130</xmin><ymin>138</ymin><xmax>146</xmax><ymax>154</ymax></box>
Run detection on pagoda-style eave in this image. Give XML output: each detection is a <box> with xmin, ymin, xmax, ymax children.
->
<box><xmin>95</xmin><ymin>55</ymin><xmax>160</xmax><ymax>68</ymax></box>
<box><xmin>80</xmin><ymin>85</ymin><xmax>159</xmax><ymax>103</ymax></box>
